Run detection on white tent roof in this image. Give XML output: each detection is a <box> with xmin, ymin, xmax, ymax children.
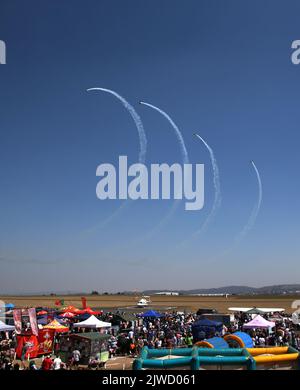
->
<box><xmin>73</xmin><ymin>315</ymin><xmax>111</xmax><ymax>328</ymax></box>
<box><xmin>228</xmin><ymin>307</ymin><xmax>285</xmax><ymax>313</ymax></box>
<box><xmin>0</xmin><ymin>320</ymin><xmax>15</xmax><ymax>331</ymax></box>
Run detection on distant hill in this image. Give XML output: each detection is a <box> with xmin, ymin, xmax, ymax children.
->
<box><xmin>2</xmin><ymin>284</ymin><xmax>300</xmax><ymax>296</ymax></box>
<box><xmin>141</xmin><ymin>284</ymin><xmax>300</xmax><ymax>295</ymax></box>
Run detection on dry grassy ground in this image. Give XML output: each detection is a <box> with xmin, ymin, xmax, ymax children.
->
<box><xmin>0</xmin><ymin>294</ymin><xmax>298</xmax><ymax>313</ymax></box>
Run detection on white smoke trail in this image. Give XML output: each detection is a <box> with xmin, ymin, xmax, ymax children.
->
<box><xmin>234</xmin><ymin>160</ymin><xmax>262</xmax><ymax>243</ymax></box>
<box><xmin>88</xmin><ymin>88</ymin><xmax>147</xmax><ymax>163</ymax></box>
<box><xmin>138</xmin><ymin>101</ymin><xmax>189</xmax><ymax>240</ymax></box>
<box><xmin>85</xmin><ymin>88</ymin><xmax>147</xmax><ymax>231</ymax></box>
<box><xmin>139</xmin><ymin>101</ymin><xmax>189</xmax><ymax>164</ymax></box>
<box><xmin>193</xmin><ymin>133</ymin><xmax>221</xmax><ymax>235</ymax></box>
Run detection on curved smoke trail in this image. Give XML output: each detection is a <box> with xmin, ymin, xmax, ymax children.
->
<box><xmin>139</xmin><ymin>101</ymin><xmax>189</xmax><ymax>165</ymax></box>
<box><xmin>193</xmin><ymin>133</ymin><xmax>221</xmax><ymax>235</ymax></box>
<box><xmin>138</xmin><ymin>101</ymin><xmax>189</xmax><ymax>240</ymax></box>
<box><xmin>234</xmin><ymin>160</ymin><xmax>262</xmax><ymax>243</ymax></box>
<box><xmin>88</xmin><ymin>88</ymin><xmax>147</xmax><ymax>163</ymax></box>
<box><xmin>85</xmin><ymin>88</ymin><xmax>147</xmax><ymax>230</ymax></box>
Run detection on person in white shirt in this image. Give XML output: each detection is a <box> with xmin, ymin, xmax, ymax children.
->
<box><xmin>72</xmin><ymin>349</ymin><xmax>81</xmax><ymax>367</ymax></box>
<box><xmin>53</xmin><ymin>355</ymin><xmax>62</xmax><ymax>370</ymax></box>
<box><xmin>128</xmin><ymin>330</ymin><xmax>134</xmax><ymax>340</ymax></box>
<box><xmin>259</xmin><ymin>336</ymin><xmax>265</xmax><ymax>346</ymax></box>
<box><xmin>155</xmin><ymin>339</ymin><xmax>162</xmax><ymax>348</ymax></box>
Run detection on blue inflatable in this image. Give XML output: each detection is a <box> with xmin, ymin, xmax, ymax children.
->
<box><xmin>224</xmin><ymin>331</ymin><xmax>254</xmax><ymax>348</ymax></box>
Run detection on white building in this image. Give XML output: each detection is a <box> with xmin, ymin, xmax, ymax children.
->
<box><xmin>154</xmin><ymin>292</ymin><xmax>179</xmax><ymax>296</ymax></box>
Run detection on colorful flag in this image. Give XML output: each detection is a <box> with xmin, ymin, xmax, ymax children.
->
<box><xmin>54</xmin><ymin>299</ymin><xmax>64</xmax><ymax>306</ymax></box>
<box><xmin>28</xmin><ymin>308</ymin><xmax>39</xmax><ymax>336</ymax></box>
<box><xmin>13</xmin><ymin>309</ymin><xmax>22</xmax><ymax>334</ymax></box>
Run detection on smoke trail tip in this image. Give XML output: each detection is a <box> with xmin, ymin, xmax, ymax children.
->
<box><xmin>194</xmin><ymin>133</ymin><xmax>204</xmax><ymax>142</ymax></box>
<box><xmin>250</xmin><ymin>160</ymin><xmax>258</xmax><ymax>169</ymax></box>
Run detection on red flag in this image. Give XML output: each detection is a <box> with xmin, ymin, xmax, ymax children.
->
<box><xmin>81</xmin><ymin>297</ymin><xmax>87</xmax><ymax>309</ymax></box>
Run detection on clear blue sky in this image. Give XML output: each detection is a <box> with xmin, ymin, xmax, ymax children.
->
<box><xmin>0</xmin><ymin>0</ymin><xmax>299</xmax><ymax>293</ymax></box>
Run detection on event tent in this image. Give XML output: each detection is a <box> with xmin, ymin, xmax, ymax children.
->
<box><xmin>38</xmin><ymin>315</ymin><xmax>65</xmax><ymax>325</ymax></box>
<box><xmin>43</xmin><ymin>319</ymin><xmax>69</xmax><ymax>333</ymax></box>
<box><xmin>77</xmin><ymin>307</ymin><xmax>102</xmax><ymax>315</ymax></box>
<box><xmin>58</xmin><ymin>311</ymin><xmax>76</xmax><ymax>318</ymax></box>
<box><xmin>37</xmin><ymin>310</ymin><xmax>48</xmax><ymax>316</ymax></box>
<box><xmin>37</xmin><ymin>316</ymin><xmax>49</xmax><ymax>325</ymax></box>
<box><xmin>245</xmin><ymin>308</ymin><xmax>266</xmax><ymax>315</ymax></box>
<box><xmin>5</xmin><ymin>303</ymin><xmax>15</xmax><ymax>310</ymax></box>
<box><xmin>0</xmin><ymin>320</ymin><xmax>15</xmax><ymax>331</ymax></box>
<box><xmin>73</xmin><ymin>315</ymin><xmax>111</xmax><ymax>329</ymax></box>
<box><xmin>243</xmin><ymin>315</ymin><xmax>275</xmax><ymax>329</ymax></box>
<box><xmin>192</xmin><ymin>318</ymin><xmax>223</xmax><ymax>342</ymax></box>
<box><xmin>140</xmin><ymin>310</ymin><xmax>163</xmax><ymax>318</ymax></box>
<box><xmin>228</xmin><ymin>307</ymin><xmax>285</xmax><ymax>313</ymax></box>
<box><xmin>61</xmin><ymin>305</ymin><xmax>82</xmax><ymax>314</ymax></box>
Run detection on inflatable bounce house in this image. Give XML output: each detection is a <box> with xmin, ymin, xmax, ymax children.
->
<box><xmin>195</xmin><ymin>336</ymin><xmax>229</xmax><ymax>349</ymax></box>
<box><xmin>198</xmin><ymin>331</ymin><xmax>300</xmax><ymax>370</ymax></box>
<box><xmin>133</xmin><ymin>346</ymin><xmax>257</xmax><ymax>370</ymax></box>
<box><xmin>224</xmin><ymin>331</ymin><xmax>254</xmax><ymax>348</ymax></box>
<box><xmin>133</xmin><ymin>331</ymin><xmax>300</xmax><ymax>370</ymax></box>
<box><xmin>247</xmin><ymin>346</ymin><xmax>300</xmax><ymax>370</ymax></box>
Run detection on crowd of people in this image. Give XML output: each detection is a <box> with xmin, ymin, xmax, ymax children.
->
<box><xmin>230</xmin><ymin>311</ymin><xmax>300</xmax><ymax>349</ymax></box>
<box><xmin>114</xmin><ymin>312</ymin><xmax>196</xmax><ymax>356</ymax></box>
<box><xmin>111</xmin><ymin>310</ymin><xmax>300</xmax><ymax>356</ymax></box>
<box><xmin>0</xmin><ymin>307</ymin><xmax>300</xmax><ymax>370</ymax></box>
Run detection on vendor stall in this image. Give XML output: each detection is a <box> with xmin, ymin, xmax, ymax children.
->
<box><xmin>58</xmin><ymin>332</ymin><xmax>111</xmax><ymax>365</ymax></box>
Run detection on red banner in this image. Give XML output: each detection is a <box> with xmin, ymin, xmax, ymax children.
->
<box><xmin>28</xmin><ymin>308</ymin><xmax>38</xmax><ymax>336</ymax></box>
<box><xmin>16</xmin><ymin>329</ymin><xmax>54</xmax><ymax>359</ymax></box>
<box><xmin>37</xmin><ymin>329</ymin><xmax>54</xmax><ymax>355</ymax></box>
<box><xmin>16</xmin><ymin>335</ymin><xmax>39</xmax><ymax>359</ymax></box>
<box><xmin>13</xmin><ymin>309</ymin><xmax>22</xmax><ymax>334</ymax></box>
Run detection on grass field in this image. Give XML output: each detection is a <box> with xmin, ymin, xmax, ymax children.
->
<box><xmin>1</xmin><ymin>294</ymin><xmax>298</xmax><ymax>313</ymax></box>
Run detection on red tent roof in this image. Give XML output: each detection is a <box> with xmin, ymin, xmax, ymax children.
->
<box><xmin>77</xmin><ymin>307</ymin><xmax>102</xmax><ymax>315</ymax></box>
<box><xmin>37</xmin><ymin>310</ymin><xmax>48</xmax><ymax>315</ymax></box>
<box><xmin>61</xmin><ymin>305</ymin><xmax>81</xmax><ymax>314</ymax></box>
<box><xmin>59</xmin><ymin>311</ymin><xmax>76</xmax><ymax>318</ymax></box>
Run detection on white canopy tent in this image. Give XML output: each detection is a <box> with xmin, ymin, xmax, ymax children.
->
<box><xmin>73</xmin><ymin>315</ymin><xmax>111</xmax><ymax>329</ymax></box>
<box><xmin>0</xmin><ymin>320</ymin><xmax>15</xmax><ymax>332</ymax></box>
<box><xmin>228</xmin><ymin>307</ymin><xmax>285</xmax><ymax>313</ymax></box>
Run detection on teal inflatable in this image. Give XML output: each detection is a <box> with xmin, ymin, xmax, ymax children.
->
<box><xmin>133</xmin><ymin>346</ymin><xmax>256</xmax><ymax>370</ymax></box>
